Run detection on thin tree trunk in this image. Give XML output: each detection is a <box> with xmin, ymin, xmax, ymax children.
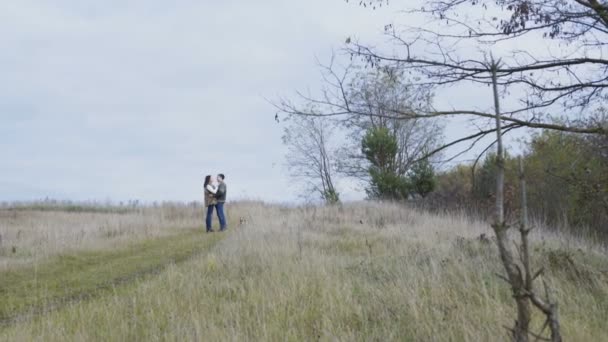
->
<box><xmin>491</xmin><ymin>59</ymin><xmax>530</xmax><ymax>342</ymax></box>
<box><xmin>517</xmin><ymin>157</ymin><xmax>532</xmax><ymax>340</ymax></box>
<box><xmin>492</xmin><ymin>59</ymin><xmax>504</xmax><ymax>225</ymax></box>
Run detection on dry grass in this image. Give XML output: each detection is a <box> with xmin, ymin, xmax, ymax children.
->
<box><xmin>0</xmin><ymin>201</ymin><xmax>607</xmax><ymax>341</ymax></box>
<box><xmin>0</xmin><ymin>204</ymin><xmax>205</xmax><ymax>270</ymax></box>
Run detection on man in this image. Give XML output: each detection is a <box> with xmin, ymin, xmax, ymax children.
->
<box><xmin>215</xmin><ymin>173</ymin><xmax>228</xmax><ymax>231</ymax></box>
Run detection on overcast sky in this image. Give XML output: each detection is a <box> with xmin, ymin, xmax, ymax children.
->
<box><xmin>0</xmin><ymin>1</ymin><xmax>400</xmax><ymax>203</ymax></box>
<box><xmin>1</xmin><ymin>1</ymin><xmax>535</xmax><ymax>204</ymax></box>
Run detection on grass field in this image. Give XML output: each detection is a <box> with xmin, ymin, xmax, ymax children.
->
<box><xmin>0</xmin><ymin>202</ymin><xmax>607</xmax><ymax>341</ymax></box>
<box><xmin>0</xmin><ymin>203</ymin><xmax>202</xmax><ymax>270</ymax></box>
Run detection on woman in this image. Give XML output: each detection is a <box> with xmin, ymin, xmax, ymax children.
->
<box><xmin>204</xmin><ymin>175</ymin><xmax>218</xmax><ymax>232</ymax></box>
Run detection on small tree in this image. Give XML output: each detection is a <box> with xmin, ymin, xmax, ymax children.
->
<box><xmin>361</xmin><ymin>127</ymin><xmax>398</xmax><ymax>174</ymax></box>
<box><xmin>362</xmin><ymin>127</ymin><xmax>411</xmax><ymax>199</ymax></box>
<box><xmin>368</xmin><ymin>169</ymin><xmax>411</xmax><ymax>200</ymax></box>
<box><xmin>409</xmin><ymin>158</ymin><xmax>436</xmax><ymax>198</ymax></box>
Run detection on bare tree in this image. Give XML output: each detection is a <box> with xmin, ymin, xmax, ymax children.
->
<box><xmin>336</xmin><ymin>66</ymin><xmax>444</xmax><ymax>180</ymax></box>
<box><xmin>488</xmin><ymin>59</ymin><xmax>562</xmax><ymax>342</ymax></box>
<box><xmin>282</xmin><ymin>114</ymin><xmax>340</xmax><ymax>204</ymax></box>
<box><xmin>343</xmin><ymin>0</ymin><xmax>608</xmax><ymax>135</ymax></box>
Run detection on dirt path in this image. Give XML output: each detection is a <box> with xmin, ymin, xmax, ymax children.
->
<box><xmin>0</xmin><ymin>229</ymin><xmax>224</xmax><ymax>327</ymax></box>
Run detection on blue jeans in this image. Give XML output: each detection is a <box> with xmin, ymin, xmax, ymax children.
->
<box><xmin>206</xmin><ymin>205</ymin><xmax>215</xmax><ymax>231</ymax></box>
<box><xmin>216</xmin><ymin>202</ymin><xmax>227</xmax><ymax>230</ymax></box>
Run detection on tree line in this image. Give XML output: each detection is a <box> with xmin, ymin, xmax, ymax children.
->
<box><xmin>432</xmin><ymin>125</ymin><xmax>608</xmax><ymax>237</ymax></box>
<box><xmin>281</xmin><ymin>69</ymin><xmax>607</xmax><ymax>237</ymax></box>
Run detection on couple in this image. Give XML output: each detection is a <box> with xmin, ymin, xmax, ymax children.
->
<box><xmin>204</xmin><ymin>173</ymin><xmax>227</xmax><ymax>232</ymax></box>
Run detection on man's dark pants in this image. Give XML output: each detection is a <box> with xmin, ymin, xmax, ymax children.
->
<box><xmin>216</xmin><ymin>202</ymin><xmax>227</xmax><ymax>231</ymax></box>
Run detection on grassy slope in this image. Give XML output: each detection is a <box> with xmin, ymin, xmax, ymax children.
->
<box><xmin>0</xmin><ymin>203</ymin><xmax>607</xmax><ymax>341</ymax></box>
<box><xmin>0</xmin><ymin>229</ymin><xmax>222</xmax><ymax>324</ymax></box>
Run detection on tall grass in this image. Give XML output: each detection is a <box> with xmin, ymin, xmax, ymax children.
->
<box><xmin>0</xmin><ymin>202</ymin><xmax>210</xmax><ymax>270</ymax></box>
<box><xmin>1</xmin><ymin>201</ymin><xmax>606</xmax><ymax>341</ymax></box>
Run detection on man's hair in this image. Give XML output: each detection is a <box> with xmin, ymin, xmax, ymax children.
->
<box><xmin>218</xmin><ymin>173</ymin><xmax>225</xmax><ymax>181</ymax></box>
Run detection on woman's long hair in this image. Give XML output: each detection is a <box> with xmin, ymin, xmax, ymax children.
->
<box><xmin>204</xmin><ymin>175</ymin><xmax>211</xmax><ymax>189</ymax></box>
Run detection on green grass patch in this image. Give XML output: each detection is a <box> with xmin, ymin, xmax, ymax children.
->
<box><xmin>0</xmin><ymin>229</ymin><xmax>222</xmax><ymax>324</ymax></box>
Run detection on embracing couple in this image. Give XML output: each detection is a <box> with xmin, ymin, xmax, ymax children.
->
<box><xmin>204</xmin><ymin>173</ymin><xmax>228</xmax><ymax>233</ymax></box>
